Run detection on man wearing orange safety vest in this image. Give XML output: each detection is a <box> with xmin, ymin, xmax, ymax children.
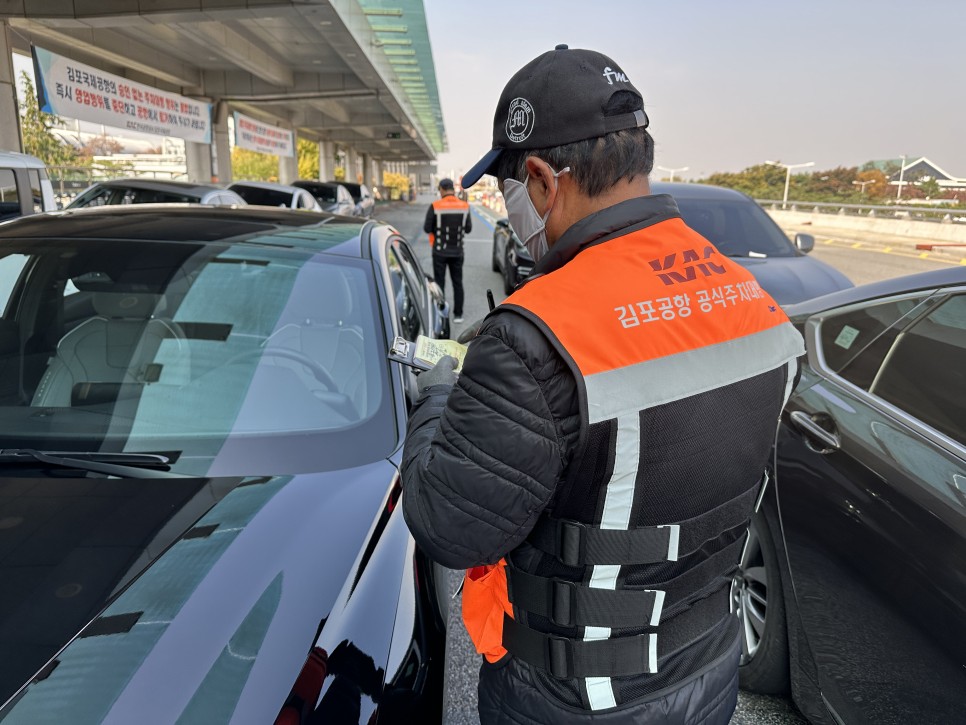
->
<box><xmin>402</xmin><ymin>45</ymin><xmax>803</xmax><ymax>724</ymax></box>
<box><xmin>424</xmin><ymin>177</ymin><xmax>472</xmax><ymax>323</ymax></box>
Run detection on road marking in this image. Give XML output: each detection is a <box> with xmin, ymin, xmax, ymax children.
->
<box><xmin>817</xmin><ymin>237</ymin><xmax>960</xmax><ymax>266</ymax></box>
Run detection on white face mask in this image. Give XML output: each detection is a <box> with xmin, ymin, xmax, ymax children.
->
<box><xmin>503</xmin><ymin>165</ymin><xmax>570</xmax><ymax>264</ymax></box>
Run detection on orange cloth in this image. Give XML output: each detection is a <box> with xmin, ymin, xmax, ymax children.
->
<box><xmin>462</xmin><ymin>559</ymin><xmax>513</xmax><ymax>663</ymax></box>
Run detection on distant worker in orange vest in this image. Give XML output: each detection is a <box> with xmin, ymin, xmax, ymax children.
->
<box><xmin>402</xmin><ymin>45</ymin><xmax>803</xmax><ymax>724</ymax></box>
<box><xmin>424</xmin><ymin>177</ymin><xmax>472</xmax><ymax>323</ymax></box>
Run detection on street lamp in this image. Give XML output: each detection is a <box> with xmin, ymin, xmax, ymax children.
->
<box><xmin>852</xmin><ymin>179</ymin><xmax>874</xmax><ymax>195</ymax></box>
<box><xmin>896</xmin><ymin>154</ymin><xmax>908</xmax><ymax>202</ymax></box>
<box><xmin>765</xmin><ymin>160</ymin><xmax>815</xmax><ymax>209</ymax></box>
<box><xmin>656</xmin><ymin>165</ymin><xmax>689</xmax><ymax>182</ymax></box>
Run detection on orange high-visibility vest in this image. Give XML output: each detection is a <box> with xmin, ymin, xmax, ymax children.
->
<box><xmin>429</xmin><ymin>194</ymin><xmax>470</xmax><ymax>251</ymax></box>
<box><xmin>461</xmin><ymin>215</ymin><xmax>802</xmax><ymax>674</ymax></box>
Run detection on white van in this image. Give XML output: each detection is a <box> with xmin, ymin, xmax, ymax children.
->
<box><xmin>0</xmin><ymin>151</ymin><xmax>58</xmax><ymax>222</ymax></box>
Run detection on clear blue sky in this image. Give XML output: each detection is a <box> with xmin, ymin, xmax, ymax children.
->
<box><xmin>424</xmin><ymin>0</ymin><xmax>964</xmax><ymax>181</ymax></box>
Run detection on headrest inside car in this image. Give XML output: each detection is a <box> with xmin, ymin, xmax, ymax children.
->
<box><xmin>92</xmin><ymin>292</ymin><xmax>163</xmax><ymax>319</ymax></box>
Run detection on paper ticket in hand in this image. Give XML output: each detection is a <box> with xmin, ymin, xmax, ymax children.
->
<box><xmin>389</xmin><ymin>335</ymin><xmax>468</xmax><ymax>372</ymax></box>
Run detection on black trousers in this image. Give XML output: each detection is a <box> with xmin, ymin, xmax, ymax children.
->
<box><xmin>433</xmin><ymin>254</ymin><xmax>464</xmax><ymax>317</ymax></box>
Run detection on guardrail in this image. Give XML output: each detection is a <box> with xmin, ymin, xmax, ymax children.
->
<box><xmin>756</xmin><ymin>199</ymin><xmax>966</xmax><ymax>224</ymax></box>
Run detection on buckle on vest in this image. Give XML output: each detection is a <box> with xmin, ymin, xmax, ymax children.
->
<box><xmin>557</xmin><ymin>520</ymin><xmax>584</xmax><ymax>567</ymax></box>
<box><xmin>550</xmin><ymin>579</ymin><xmax>576</xmax><ymax>627</ymax></box>
<box><xmin>547</xmin><ymin>635</ymin><xmax>574</xmax><ymax>679</ymax></box>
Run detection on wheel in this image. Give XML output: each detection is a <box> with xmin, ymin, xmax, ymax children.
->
<box><xmin>491</xmin><ymin>236</ymin><xmax>501</xmax><ymax>272</ymax></box>
<box><xmin>222</xmin><ymin>347</ymin><xmax>340</xmax><ymax>392</ymax></box>
<box><xmin>733</xmin><ymin>510</ymin><xmax>791</xmax><ymax>695</ymax></box>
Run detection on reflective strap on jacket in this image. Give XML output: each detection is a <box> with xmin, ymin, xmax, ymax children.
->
<box><xmin>526</xmin><ymin>484</ymin><xmax>759</xmax><ymax>567</ymax></box>
<box><xmin>501</xmin><ymin>585</ymin><xmax>731</xmax><ymax>679</ymax></box>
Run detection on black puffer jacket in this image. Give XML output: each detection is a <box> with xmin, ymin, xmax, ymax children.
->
<box><xmin>402</xmin><ymin>308</ymin><xmax>579</xmax><ymax>569</ymax></box>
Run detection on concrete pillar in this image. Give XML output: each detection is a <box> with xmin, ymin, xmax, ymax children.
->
<box><xmin>346</xmin><ymin>146</ymin><xmax>359</xmax><ymax>184</ymax></box>
<box><xmin>210</xmin><ymin>101</ymin><xmax>231</xmax><ymax>184</ymax></box>
<box><xmin>185</xmin><ymin>141</ymin><xmax>213</xmax><ymax>184</ymax></box>
<box><xmin>362</xmin><ymin>153</ymin><xmax>373</xmax><ymax>188</ymax></box>
<box><xmin>277</xmin><ymin>125</ymin><xmax>297</xmax><ymax>184</ymax></box>
<box><xmin>375</xmin><ymin>159</ymin><xmax>384</xmax><ymax>196</ymax></box>
<box><xmin>319</xmin><ymin>140</ymin><xmax>334</xmax><ymax>181</ymax></box>
<box><xmin>1</xmin><ymin>23</ymin><xmax>23</xmax><ymax>152</ymax></box>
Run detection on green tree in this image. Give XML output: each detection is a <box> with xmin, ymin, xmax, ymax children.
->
<box><xmin>18</xmin><ymin>71</ymin><xmax>79</xmax><ymax>167</ymax></box>
<box><xmin>919</xmin><ymin>178</ymin><xmax>942</xmax><ymax>198</ymax></box>
<box><xmin>231</xmin><ymin>146</ymin><xmax>277</xmax><ymax>181</ymax></box>
<box><xmin>297</xmin><ymin>138</ymin><xmax>319</xmax><ymax>180</ymax></box>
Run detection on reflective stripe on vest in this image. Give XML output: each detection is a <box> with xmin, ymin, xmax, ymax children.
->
<box><xmin>493</xmin><ymin>217</ymin><xmax>803</xmax><ymax>708</ymax></box>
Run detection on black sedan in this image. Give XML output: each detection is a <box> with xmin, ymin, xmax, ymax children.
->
<box><xmin>0</xmin><ymin>206</ymin><xmax>449</xmax><ymax>722</ymax></box>
<box><xmin>491</xmin><ymin>218</ymin><xmax>534</xmax><ymax>295</ymax></box>
<box><xmin>735</xmin><ymin>266</ymin><xmax>966</xmax><ymax>723</ymax></box>
<box><xmin>490</xmin><ymin>183</ymin><xmax>852</xmax><ymax>304</ymax></box>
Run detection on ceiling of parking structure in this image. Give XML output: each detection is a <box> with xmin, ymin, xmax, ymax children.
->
<box><xmin>1</xmin><ymin>0</ymin><xmax>446</xmax><ymax>161</ymax></box>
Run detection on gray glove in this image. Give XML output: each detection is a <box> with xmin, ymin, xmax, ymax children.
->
<box><xmin>417</xmin><ymin>355</ymin><xmax>459</xmax><ymax>394</ymax></box>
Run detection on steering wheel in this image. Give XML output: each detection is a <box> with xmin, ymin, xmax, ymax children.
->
<box><xmin>223</xmin><ymin>347</ymin><xmax>340</xmax><ymax>392</ymax></box>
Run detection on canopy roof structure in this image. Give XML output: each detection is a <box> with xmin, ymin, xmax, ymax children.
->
<box><xmin>2</xmin><ymin>0</ymin><xmax>447</xmax><ymax>163</ymax></box>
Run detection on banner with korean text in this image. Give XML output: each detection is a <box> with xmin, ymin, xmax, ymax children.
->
<box><xmin>31</xmin><ymin>46</ymin><xmax>212</xmax><ymax>143</ymax></box>
<box><xmin>233</xmin><ymin>112</ymin><xmax>295</xmax><ymax>157</ymax></box>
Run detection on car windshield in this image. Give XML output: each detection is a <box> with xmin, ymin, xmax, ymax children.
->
<box><xmin>675</xmin><ymin>198</ymin><xmax>796</xmax><ymax>258</ymax></box>
<box><xmin>309</xmin><ymin>185</ymin><xmax>338</xmax><ymax>203</ymax></box>
<box><xmin>0</xmin><ymin>235</ymin><xmax>394</xmax><ymax>475</ymax></box>
<box><xmin>69</xmin><ymin>186</ymin><xmax>199</xmax><ymax>207</ymax></box>
<box><xmin>230</xmin><ymin>186</ymin><xmax>293</xmax><ymax>207</ymax></box>
<box><xmin>340</xmin><ymin>183</ymin><xmax>362</xmax><ymax>202</ymax></box>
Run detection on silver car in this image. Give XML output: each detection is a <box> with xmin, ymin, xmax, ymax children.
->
<box><xmin>68</xmin><ymin>179</ymin><xmax>246</xmax><ymax>208</ymax></box>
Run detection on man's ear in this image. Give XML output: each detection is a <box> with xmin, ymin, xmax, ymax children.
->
<box><xmin>524</xmin><ymin>156</ymin><xmax>557</xmax><ymax>216</ymax></box>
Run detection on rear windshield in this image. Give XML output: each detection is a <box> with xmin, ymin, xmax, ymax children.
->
<box><xmin>231</xmin><ymin>186</ymin><xmax>292</xmax><ymax>207</ymax></box>
<box><xmin>675</xmin><ymin>198</ymin><xmax>796</xmax><ymax>258</ymax></box>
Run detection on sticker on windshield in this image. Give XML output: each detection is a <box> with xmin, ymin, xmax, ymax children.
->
<box><xmin>834</xmin><ymin>325</ymin><xmax>859</xmax><ymax>349</ymax></box>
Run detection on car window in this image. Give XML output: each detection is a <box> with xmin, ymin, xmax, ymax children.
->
<box><xmin>120</xmin><ymin>188</ymin><xmax>195</xmax><ymax>204</ymax></box>
<box><xmin>231</xmin><ymin>186</ymin><xmax>292</xmax><ymax>207</ymax></box>
<box><xmin>870</xmin><ymin>294</ymin><xmax>966</xmax><ymax>444</ymax></box>
<box><xmin>69</xmin><ymin>186</ymin><xmax>116</xmax><ymax>208</ymax></box>
<box><xmin>27</xmin><ymin>169</ymin><xmax>43</xmax><ymax>213</ymax></box>
<box><xmin>0</xmin><ymin>169</ymin><xmax>20</xmax><ymax>221</ymax></box>
<box><xmin>675</xmin><ymin>198</ymin><xmax>796</xmax><ymax>257</ymax></box>
<box><xmin>388</xmin><ymin>245</ymin><xmax>422</xmax><ymax>340</ymax></box>
<box><xmin>0</xmin><ymin>253</ymin><xmax>30</xmax><ymax>314</ymax></box>
<box><xmin>821</xmin><ymin>294</ymin><xmax>933</xmax><ymax>389</ymax></box>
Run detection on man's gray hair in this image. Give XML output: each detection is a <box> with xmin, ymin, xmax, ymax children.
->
<box><xmin>494</xmin><ymin>91</ymin><xmax>654</xmax><ymax>197</ymax></box>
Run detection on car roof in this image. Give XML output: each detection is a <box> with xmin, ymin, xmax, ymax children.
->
<box><xmin>0</xmin><ymin>205</ymin><xmax>371</xmax><ymax>256</ymax></box>
<box><xmin>229</xmin><ymin>180</ymin><xmax>303</xmax><ymax>193</ymax></box>
<box><xmin>85</xmin><ymin>178</ymin><xmax>226</xmax><ymax>195</ymax></box>
<box><xmin>0</xmin><ymin>150</ymin><xmax>47</xmax><ymax>169</ymax></box>
<box><xmin>784</xmin><ymin>266</ymin><xmax>966</xmax><ymax>318</ymax></box>
<box><xmin>649</xmin><ymin>181</ymin><xmax>753</xmax><ymax>202</ymax></box>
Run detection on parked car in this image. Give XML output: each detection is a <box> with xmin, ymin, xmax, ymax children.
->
<box><xmin>67</xmin><ymin>178</ymin><xmax>246</xmax><ymax>208</ymax></box>
<box><xmin>334</xmin><ymin>181</ymin><xmax>375</xmax><ymax>219</ymax></box>
<box><xmin>228</xmin><ymin>181</ymin><xmax>322</xmax><ymax>211</ymax></box>
<box><xmin>735</xmin><ymin>266</ymin><xmax>966</xmax><ymax>724</ymax></box>
<box><xmin>0</xmin><ymin>151</ymin><xmax>57</xmax><ymax>221</ymax></box>
<box><xmin>0</xmin><ymin>205</ymin><xmax>450</xmax><ymax>722</ymax></box>
<box><xmin>292</xmin><ymin>180</ymin><xmax>356</xmax><ymax>216</ymax></box>
<box><xmin>489</xmin><ymin>182</ymin><xmax>853</xmax><ymax>304</ymax></box>
<box><xmin>491</xmin><ymin>218</ymin><xmax>533</xmax><ymax>295</ymax></box>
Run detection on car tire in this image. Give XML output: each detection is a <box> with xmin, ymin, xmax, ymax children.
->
<box><xmin>491</xmin><ymin>237</ymin><xmax>500</xmax><ymax>272</ymax></box>
<box><xmin>734</xmin><ymin>510</ymin><xmax>791</xmax><ymax>696</ymax></box>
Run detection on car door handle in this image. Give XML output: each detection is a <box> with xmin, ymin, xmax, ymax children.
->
<box><xmin>790</xmin><ymin>410</ymin><xmax>841</xmax><ymax>452</ymax></box>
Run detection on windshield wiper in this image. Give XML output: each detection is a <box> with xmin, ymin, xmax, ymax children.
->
<box><xmin>0</xmin><ymin>449</ymin><xmax>183</xmax><ymax>479</ymax></box>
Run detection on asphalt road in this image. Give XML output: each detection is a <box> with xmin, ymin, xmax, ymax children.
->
<box><xmin>374</xmin><ymin>196</ymin><xmax>954</xmax><ymax>725</ymax></box>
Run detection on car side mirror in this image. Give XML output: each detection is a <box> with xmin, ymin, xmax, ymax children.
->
<box><xmin>496</xmin><ymin>219</ymin><xmax>509</xmax><ymax>228</ymax></box>
<box><xmin>794</xmin><ymin>233</ymin><xmax>815</xmax><ymax>254</ymax></box>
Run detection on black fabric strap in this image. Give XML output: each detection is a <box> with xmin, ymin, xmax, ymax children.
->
<box><xmin>528</xmin><ymin>484</ymin><xmax>759</xmax><ymax>567</ymax></box>
<box><xmin>507</xmin><ymin>568</ymin><xmax>662</xmax><ymax>628</ymax></box>
<box><xmin>507</xmin><ymin>535</ymin><xmax>744</xmax><ymax>628</ymax></box>
<box><xmin>602</xmin><ymin>109</ymin><xmax>649</xmax><ymax>133</ymax></box>
<box><xmin>502</xmin><ymin>586</ymin><xmax>730</xmax><ymax>679</ymax></box>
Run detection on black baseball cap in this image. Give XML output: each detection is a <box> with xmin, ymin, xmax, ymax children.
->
<box><xmin>461</xmin><ymin>45</ymin><xmax>648</xmax><ymax>188</ymax></box>
<box><xmin>438</xmin><ymin>177</ymin><xmax>455</xmax><ymax>190</ymax></box>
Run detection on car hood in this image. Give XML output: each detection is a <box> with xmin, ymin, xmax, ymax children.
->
<box><xmin>731</xmin><ymin>254</ymin><xmax>853</xmax><ymax>305</ymax></box>
<box><xmin>0</xmin><ymin>460</ymin><xmax>397</xmax><ymax>721</ymax></box>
